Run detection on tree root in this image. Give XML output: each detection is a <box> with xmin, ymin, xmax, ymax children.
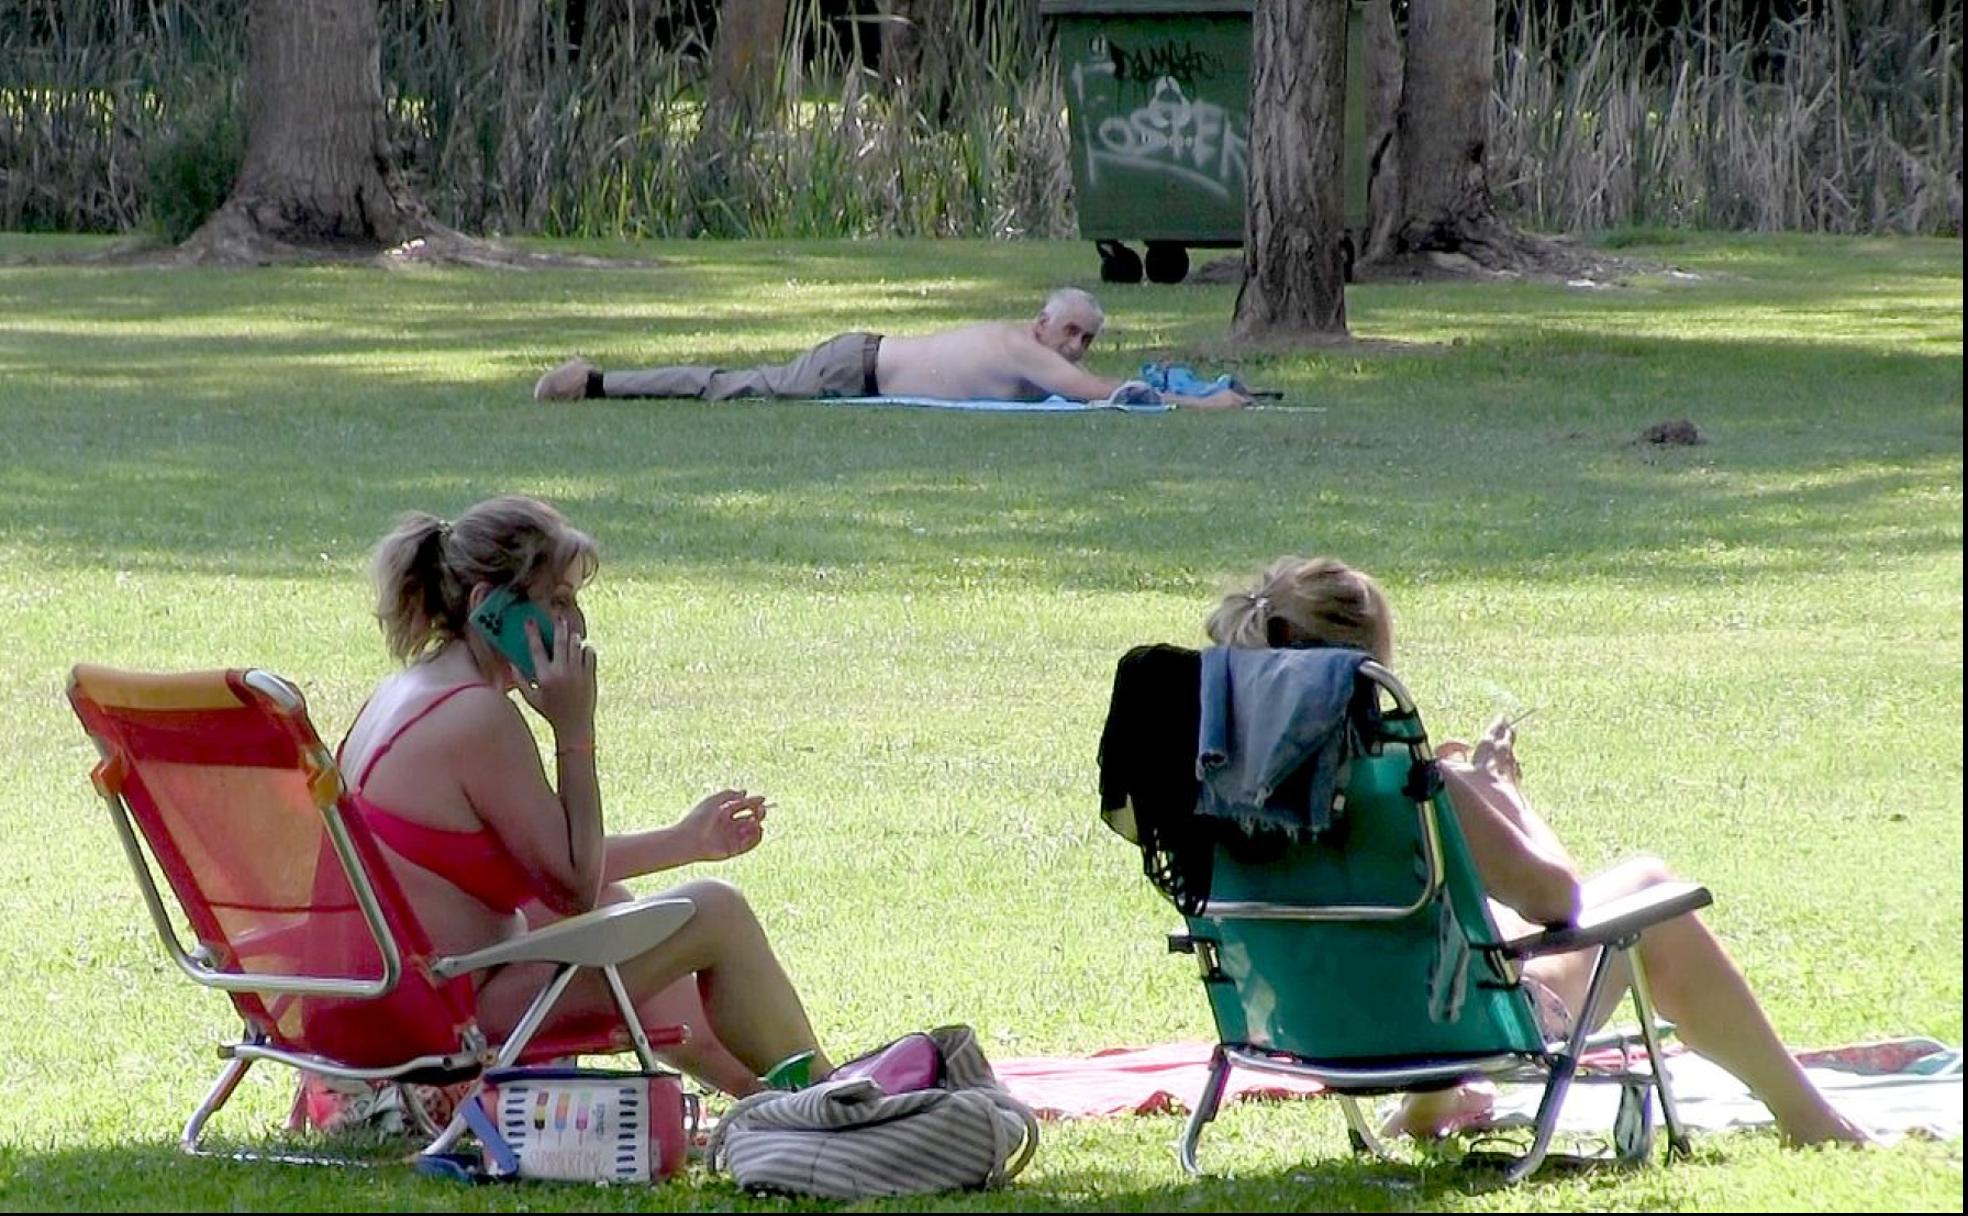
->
<box><xmin>13</xmin><ymin>212</ymin><xmax>661</xmax><ymax>271</ymax></box>
<box><xmin>1361</xmin><ymin>215</ymin><xmax>1644</xmax><ymax>283</ymax></box>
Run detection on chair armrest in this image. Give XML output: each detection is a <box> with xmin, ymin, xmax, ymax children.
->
<box><xmin>1502</xmin><ymin>881</ymin><xmax>1711</xmax><ymax>960</ymax></box>
<box><xmin>429</xmin><ymin>896</ymin><xmax>694</xmax><ymax>979</ymax></box>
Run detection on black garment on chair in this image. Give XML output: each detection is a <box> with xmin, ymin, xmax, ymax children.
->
<box><xmin>1097</xmin><ymin>644</ymin><xmax>1218</xmax><ymax>914</ymax></box>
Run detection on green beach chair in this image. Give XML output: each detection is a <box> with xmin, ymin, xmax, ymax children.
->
<box><xmin>1167</xmin><ymin>660</ymin><xmax>1709</xmax><ymax>1182</ymax></box>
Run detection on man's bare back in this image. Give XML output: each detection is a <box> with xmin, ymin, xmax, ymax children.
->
<box><xmin>876</xmin><ymin>322</ymin><xmax>1100</xmax><ymax>401</ymax></box>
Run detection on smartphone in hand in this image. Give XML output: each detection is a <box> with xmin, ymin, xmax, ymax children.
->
<box><xmin>468</xmin><ymin>585</ymin><xmax>556</xmax><ymax>680</ymax></box>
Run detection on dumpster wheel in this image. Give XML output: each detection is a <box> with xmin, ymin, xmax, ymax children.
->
<box><xmin>1145</xmin><ymin>242</ymin><xmax>1190</xmax><ymax>284</ymax></box>
<box><xmin>1096</xmin><ymin>240</ymin><xmax>1143</xmax><ymax>284</ymax></box>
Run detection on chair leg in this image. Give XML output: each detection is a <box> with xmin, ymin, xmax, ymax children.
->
<box><xmin>1504</xmin><ymin>943</ymin><xmax>1621</xmax><ymax>1184</ymax></box>
<box><xmin>420</xmin><ymin>1101</ymin><xmax>471</xmax><ymax>1157</ymax></box>
<box><xmin>180</xmin><ymin>1054</ymin><xmax>253</xmax><ymax>1156</ymax></box>
<box><xmin>1177</xmin><ymin>1045</ymin><xmax>1233</xmax><ymax>1176</ymax></box>
<box><xmin>1625</xmin><ymin>946</ymin><xmax>1692</xmax><ymax>1158</ymax></box>
<box><xmin>1340</xmin><ymin>1095</ymin><xmax>1398</xmax><ymax>1162</ymax></box>
<box><xmin>1505</xmin><ymin>1054</ymin><xmax>1577</xmax><ymax>1184</ymax></box>
<box><xmin>602</xmin><ymin>963</ymin><xmax>660</xmax><ymax>1072</ymax></box>
<box><xmin>424</xmin><ymin>962</ymin><xmax>582</xmax><ymax>1158</ymax></box>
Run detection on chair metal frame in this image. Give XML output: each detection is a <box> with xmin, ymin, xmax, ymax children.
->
<box><xmin>70</xmin><ymin>664</ymin><xmax>694</xmax><ymax>1162</ymax></box>
<box><xmin>1172</xmin><ymin>661</ymin><xmax>1707</xmax><ymax>1183</ymax></box>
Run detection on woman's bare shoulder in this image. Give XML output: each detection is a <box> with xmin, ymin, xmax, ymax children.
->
<box><xmin>432</xmin><ymin>681</ymin><xmax>521</xmax><ymax>732</ymax></box>
<box><xmin>364</xmin><ymin>675</ymin><xmax>522</xmax><ymax>758</ymax></box>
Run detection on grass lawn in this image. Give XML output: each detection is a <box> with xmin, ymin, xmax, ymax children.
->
<box><xmin>0</xmin><ymin>233</ymin><xmax>1959</xmax><ymax>1211</ymax></box>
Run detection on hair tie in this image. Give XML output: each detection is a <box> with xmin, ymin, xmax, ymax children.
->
<box><xmin>1249</xmin><ymin>593</ymin><xmax>1271</xmax><ymax>616</ymax></box>
<box><xmin>436</xmin><ymin>519</ymin><xmax>453</xmax><ymax>541</ymax></box>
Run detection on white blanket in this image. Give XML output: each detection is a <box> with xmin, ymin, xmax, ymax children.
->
<box><xmin>1487</xmin><ymin>1037</ymin><xmax>1961</xmax><ymax>1145</ymax></box>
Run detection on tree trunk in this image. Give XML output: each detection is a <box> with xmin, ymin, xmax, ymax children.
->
<box><xmin>182</xmin><ymin>0</ymin><xmax>433</xmax><ymax>262</ymax></box>
<box><xmin>1232</xmin><ymin>0</ymin><xmax>1349</xmax><ymax>341</ymax></box>
<box><xmin>1362</xmin><ymin>0</ymin><xmax>1404</xmax><ymax>262</ymax></box>
<box><xmin>688</xmin><ymin>0</ymin><xmax>791</xmax><ymax>235</ymax></box>
<box><xmin>878</xmin><ymin>0</ymin><xmax>957</xmax><ymax>123</ymax></box>
<box><xmin>479</xmin><ymin>0</ymin><xmax>546</xmax><ymax>233</ymax></box>
<box><xmin>707</xmin><ymin>0</ymin><xmax>790</xmax><ymax>128</ymax></box>
<box><xmin>1365</xmin><ymin>0</ymin><xmax>1594</xmax><ymax>276</ymax></box>
<box><xmin>1395</xmin><ymin>0</ymin><xmax>1494</xmax><ymax>249</ymax></box>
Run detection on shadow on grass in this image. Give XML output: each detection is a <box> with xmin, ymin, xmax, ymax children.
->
<box><xmin>0</xmin><ymin>237</ymin><xmax>1958</xmax><ymax>596</ymax></box>
<box><xmin>0</xmin><ymin>335</ymin><xmax>1956</xmax><ymax>598</ymax></box>
<box><xmin>0</xmin><ymin>1136</ymin><xmax>1692</xmax><ymax>1213</ymax></box>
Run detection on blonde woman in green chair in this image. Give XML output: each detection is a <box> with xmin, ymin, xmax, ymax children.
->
<box><xmin>1206</xmin><ymin>556</ymin><xmax>1868</xmax><ymax>1147</ymax></box>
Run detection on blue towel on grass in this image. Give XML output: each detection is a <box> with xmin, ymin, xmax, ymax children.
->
<box><xmin>819</xmin><ymin>382</ymin><xmax>1171</xmax><ymax>413</ymax></box>
<box><xmin>1141</xmin><ymin>362</ymin><xmax>1250</xmax><ymax>399</ymax></box>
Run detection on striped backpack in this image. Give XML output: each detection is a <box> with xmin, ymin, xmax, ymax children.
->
<box><xmin>707</xmin><ymin>1025</ymin><xmax>1040</xmax><ymax>1199</ymax></box>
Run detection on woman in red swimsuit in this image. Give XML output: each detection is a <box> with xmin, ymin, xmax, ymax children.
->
<box><xmin>1204</xmin><ymin>556</ymin><xmax>1866</xmax><ymax>1146</ymax></box>
<box><xmin>339</xmin><ymin>494</ymin><xmax>829</xmax><ymax>1095</ymax></box>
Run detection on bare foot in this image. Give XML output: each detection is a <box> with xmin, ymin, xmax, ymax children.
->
<box><xmin>534</xmin><ymin>357</ymin><xmax>598</xmax><ymax>402</ymax></box>
<box><xmin>1380</xmin><ymin>1082</ymin><xmax>1498</xmax><ymax>1140</ymax></box>
<box><xmin>1781</xmin><ymin>1105</ymin><xmax>1874</xmax><ymax>1147</ymax></box>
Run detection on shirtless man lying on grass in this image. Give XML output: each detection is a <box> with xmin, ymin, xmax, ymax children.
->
<box><xmin>532</xmin><ymin>288</ymin><xmax>1250</xmax><ymax>410</ymax></box>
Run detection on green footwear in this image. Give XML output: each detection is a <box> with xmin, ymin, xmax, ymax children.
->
<box><xmin>761</xmin><ymin>1050</ymin><xmax>817</xmax><ymax>1091</ymax></box>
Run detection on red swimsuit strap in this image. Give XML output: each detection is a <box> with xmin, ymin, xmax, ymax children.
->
<box><xmin>348</xmin><ymin>683</ymin><xmax>488</xmax><ymax>790</ymax></box>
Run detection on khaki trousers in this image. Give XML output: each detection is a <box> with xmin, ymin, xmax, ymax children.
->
<box><xmin>604</xmin><ymin>332</ymin><xmax>881</xmax><ymax>400</ymax></box>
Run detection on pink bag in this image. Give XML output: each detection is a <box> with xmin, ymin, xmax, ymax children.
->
<box><xmin>832</xmin><ymin>1032</ymin><xmax>945</xmax><ymax>1093</ymax></box>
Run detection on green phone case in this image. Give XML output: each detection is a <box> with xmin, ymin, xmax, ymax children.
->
<box><xmin>469</xmin><ymin>585</ymin><xmax>556</xmax><ymax>680</ymax></box>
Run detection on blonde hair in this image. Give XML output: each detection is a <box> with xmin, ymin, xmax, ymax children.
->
<box><xmin>368</xmin><ymin>495</ymin><xmax>598</xmax><ymax>662</ymax></box>
<box><xmin>1206</xmin><ymin>556</ymin><xmax>1394</xmax><ymax>664</ymax></box>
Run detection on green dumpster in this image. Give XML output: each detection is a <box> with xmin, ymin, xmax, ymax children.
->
<box><xmin>1041</xmin><ymin>0</ymin><xmax>1366</xmax><ymax>284</ymax></box>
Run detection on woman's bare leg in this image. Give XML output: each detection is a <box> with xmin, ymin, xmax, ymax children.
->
<box><xmin>637</xmin><ymin>971</ymin><xmax>768</xmax><ymax>1095</ymax></box>
<box><xmin>518</xmin><ymin>886</ymin><xmax>762</xmax><ymax>1094</ymax></box>
<box><xmin>1523</xmin><ymin>856</ymin><xmax>1866</xmax><ymax>1145</ymax></box>
<box><xmin>1395</xmin><ymin>732</ymin><xmax>1862</xmax><ymax>1145</ymax></box>
<box><xmin>484</xmin><ymin>879</ymin><xmax>831</xmax><ymax>1094</ymax></box>
<box><xmin>1388</xmin><ymin>855</ymin><xmax>1864</xmax><ymax>1145</ymax></box>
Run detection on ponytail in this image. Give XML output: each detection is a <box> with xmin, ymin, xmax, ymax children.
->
<box><xmin>1204</xmin><ymin>589</ymin><xmax>1274</xmax><ymax>649</ymax></box>
<box><xmin>370</xmin><ymin>512</ymin><xmax>459</xmax><ymax>662</ymax></box>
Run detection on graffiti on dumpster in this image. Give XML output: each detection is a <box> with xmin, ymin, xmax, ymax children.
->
<box><xmin>1107</xmin><ymin>39</ymin><xmax>1226</xmax><ymax>89</ymax></box>
<box><xmin>1070</xmin><ymin>47</ymin><xmax>1247</xmax><ymax>202</ymax></box>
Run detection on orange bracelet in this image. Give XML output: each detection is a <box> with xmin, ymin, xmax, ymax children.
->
<box><xmin>555</xmin><ymin>738</ymin><xmax>596</xmax><ymax>757</ymax></box>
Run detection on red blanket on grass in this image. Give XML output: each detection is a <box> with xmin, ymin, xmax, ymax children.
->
<box><xmin>993</xmin><ymin>1038</ymin><xmax>1956</xmax><ymax>1125</ymax></box>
